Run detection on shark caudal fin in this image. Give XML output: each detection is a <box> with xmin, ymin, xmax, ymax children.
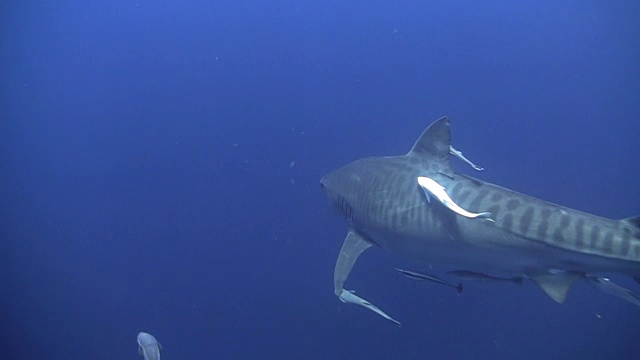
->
<box><xmin>407</xmin><ymin>116</ymin><xmax>454</xmax><ymax>178</ymax></box>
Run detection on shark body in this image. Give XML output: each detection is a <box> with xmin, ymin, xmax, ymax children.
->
<box><xmin>321</xmin><ymin>117</ymin><xmax>640</xmax><ymax>324</ymax></box>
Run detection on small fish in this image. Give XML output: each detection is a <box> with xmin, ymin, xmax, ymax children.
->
<box><xmin>395</xmin><ymin>268</ymin><xmax>463</xmax><ymax>294</ymax></box>
<box><xmin>448</xmin><ymin>270</ymin><xmax>524</xmax><ymax>284</ymax></box>
<box><xmin>417</xmin><ymin>176</ymin><xmax>494</xmax><ymax>221</ymax></box>
<box><xmin>449</xmin><ymin>146</ymin><xmax>484</xmax><ymax>171</ymax></box>
<box><xmin>339</xmin><ymin>289</ymin><xmax>401</xmax><ymax>325</ymax></box>
<box><xmin>137</xmin><ymin>332</ymin><xmax>162</xmax><ymax>360</ymax></box>
<box><xmin>586</xmin><ymin>275</ymin><xmax>640</xmax><ymax>307</ymax></box>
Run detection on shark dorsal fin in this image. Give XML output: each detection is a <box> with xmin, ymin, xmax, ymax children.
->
<box><xmin>408</xmin><ymin>116</ymin><xmax>453</xmax><ymax>178</ymax></box>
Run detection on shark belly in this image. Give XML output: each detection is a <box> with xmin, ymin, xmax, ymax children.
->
<box><xmin>362</xmin><ymin>212</ymin><xmax>554</xmax><ymax>276</ymax></box>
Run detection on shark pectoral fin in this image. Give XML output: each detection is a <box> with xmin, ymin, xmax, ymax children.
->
<box><xmin>338</xmin><ymin>289</ymin><xmax>401</xmax><ymax>325</ymax></box>
<box><xmin>334</xmin><ymin>231</ymin><xmax>399</xmax><ymax>325</ymax></box>
<box><xmin>334</xmin><ymin>230</ymin><xmax>374</xmax><ymax>296</ymax></box>
<box><xmin>532</xmin><ymin>272</ymin><xmax>582</xmax><ymax>303</ymax></box>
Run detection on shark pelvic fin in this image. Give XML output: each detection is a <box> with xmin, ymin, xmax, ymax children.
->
<box><xmin>532</xmin><ymin>272</ymin><xmax>582</xmax><ymax>303</ymax></box>
<box><xmin>408</xmin><ymin>117</ymin><xmax>453</xmax><ymax>178</ymax></box>
<box><xmin>334</xmin><ymin>231</ymin><xmax>399</xmax><ymax>325</ymax></box>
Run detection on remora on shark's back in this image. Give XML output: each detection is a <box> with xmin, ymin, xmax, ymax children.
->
<box><xmin>320</xmin><ymin>117</ymin><xmax>640</xmax><ymax>324</ymax></box>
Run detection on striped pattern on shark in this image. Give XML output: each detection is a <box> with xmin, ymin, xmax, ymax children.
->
<box><xmin>321</xmin><ymin>116</ymin><xmax>640</xmax><ymax>324</ymax></box>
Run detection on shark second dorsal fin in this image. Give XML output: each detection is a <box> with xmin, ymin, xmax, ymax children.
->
<box><xmin>408</xmin><ymin>116</ymin><xmax>453</xmax><ymax>178</ymax></box>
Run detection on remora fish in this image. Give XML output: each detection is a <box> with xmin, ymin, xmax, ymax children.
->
<box><xmin>338</xmin><ymin>289</ymin><xmax>401</xmax><ymax>325</ymax></box>
<box><xmin>137</xmin><ymin>332</ymin><xmax>162</xmax><ymax>360</ymax></box>
<box><xmin>320</xmin><ymin>116</ymin><xmax>640</xmax><ymax>324</ymax></box>
<box><xmin>448</xmin><ymin>270</ymin><xmax>523</xmax><ymax>285</ymax></box>
<box><xmin>417</xmin><ymin>176</ymin><xmax>494</xmax><ymax>222</ymax></box>
<box><xmin>395</xmin><ymin>268</ymin><xmax>463</xmax><ymax>293</ymax></box>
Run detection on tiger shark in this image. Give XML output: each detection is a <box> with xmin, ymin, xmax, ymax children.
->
<box><xmin>320</xmin><ymin>117</ymin><xmax>640</xmax><ymax>324</ymax></box>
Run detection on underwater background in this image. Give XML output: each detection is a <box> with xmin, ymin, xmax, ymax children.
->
<box><xmin>2</xmin><ymin>1</ymin><xmax>640</xmax><ymax>359</ymax></box>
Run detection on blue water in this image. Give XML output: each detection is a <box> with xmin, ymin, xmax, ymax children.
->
<box><xmin>2</xmin><ymin>1</ymin><xmax>640</xmax><ymax>359</ymax></box>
